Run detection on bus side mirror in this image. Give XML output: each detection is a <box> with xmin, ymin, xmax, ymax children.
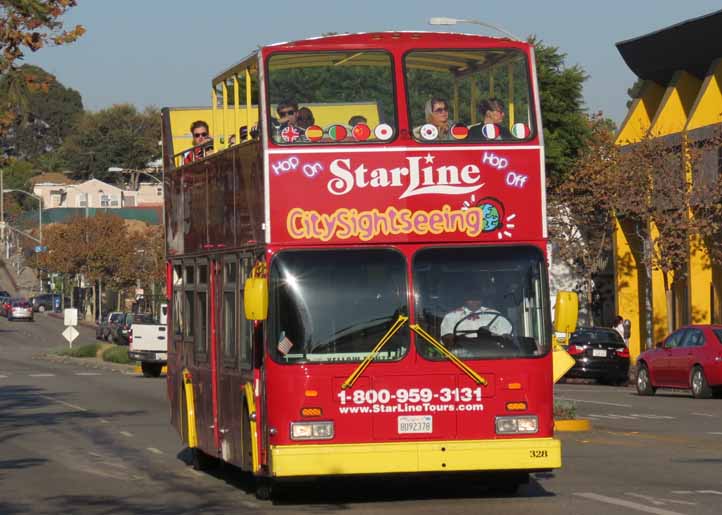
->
<box><xmin>244</xmin><ymin>277</ymin><xmax>268</xmax><ymax>321</ymax></box>
<box><xmin>553</xmin><ymin>291</ymin><xmax>578</xmax><ymax>334</ymax></box>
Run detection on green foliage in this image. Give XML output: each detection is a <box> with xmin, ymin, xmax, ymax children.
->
<box><xmin>2</xmin><ymin>158</ymin><xmax>34</xmax><ymax>190</ymax></box>
<box><xmin>59</xmin><ymin>342</ymin><xmax>102</xmax><ymax>358</ymax></box>
<box><xmin>626</xmin><ymin>78</ymin><xmax>644</xmax><ymax>109</ymax></box>
<box><xmin>102</xmin><ymin>345</ymin><xmax>133</xmax><ymax>364</ymax></box>
<box><xmin>553</xmin><ymin>400</ymin><xmax>576</xmax><ymax>419</ymax></box>
<box><xmin>58</xmin><ymin>104</ymin><xmax>161</xmax><ymax>182</ymax></box>
<box><xmin>0</xmin><ymin>64</ymin><xmax>83</xmax><ymax>159</ymax></box>
<box><xmin>530</xmin><ymin>36</ymin><xmax>590</xmax><ymax>186</ymax></box>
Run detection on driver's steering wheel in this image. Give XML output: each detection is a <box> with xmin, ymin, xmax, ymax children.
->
<box><xmin>452</xmin><ymin>310</ymin><xmax>511</xmax><ymax>343</ymax></box>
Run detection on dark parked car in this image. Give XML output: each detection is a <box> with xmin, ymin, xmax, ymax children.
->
<box><xmin>636</xmin><ymin>325</ymin><xmax>722</xmax><ymax>399</ymax></box>
<box><xmin>0</xmin><ymin>294</ymin><xmax>11</xmax><ymax>316</ymax></box>
<box><xmin>96</xmin><ymin>311</ymin><xmax>126</xmax><ymax>341</ymax></box>
<box><xmin>111</xmin><ymin>312</ymin><xmax>154</xmax><ymax>345</ymax></box>
<box><xmin>30</xmin><ymin>293</ymin><xmax>69</xmax><ymax>312</ymax></box>
<box><xmin>562</xmin><ymin>327</ymin><xmax>630</xmax><ymax>385</ymax></box>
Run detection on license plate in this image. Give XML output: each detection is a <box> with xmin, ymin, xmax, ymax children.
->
<box><xmin>592</xmin><ymin>349</ymin><xmax>607</xmax><ymax>357</ymax></box>
<box><xmin>398</xmin><ymin>415</ymin><xmax>432</xmax><ymax>434</ymax></box>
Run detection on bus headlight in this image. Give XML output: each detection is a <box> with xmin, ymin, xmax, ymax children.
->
<box><xmin>290</xmin><ymin>421</ymin><xmax>334</xmax><ymax>440</ymax></box>
<box><xmin>495</xmin><ymin>415</ymin><xmax>538</xmax><ymax>434</ymax></box>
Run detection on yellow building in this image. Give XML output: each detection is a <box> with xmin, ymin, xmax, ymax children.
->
<box><xmin>614</xmin><ymin>10</ymin><xmax>722</xmax><ymax>361</ymax></box>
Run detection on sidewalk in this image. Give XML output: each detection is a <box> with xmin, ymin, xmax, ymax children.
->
<box><xmin>0</xmin><ymin>258</ymin><xmax>40</xmax><ymax>298</ymax></box>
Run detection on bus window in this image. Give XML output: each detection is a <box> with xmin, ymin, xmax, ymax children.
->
<box><xmin>238</xmin><ymin>256</ymin><xmax>253</xmax><ymax>368</ymax></box>
<box><xmin>405</xmin><ymin>49</ymin><xmax>534</xmax><ymax>142</ymax></box>
<box><xmin>194</xmin><ymin>262</ymin><xmax>209</xmax><ymax>357</ymax></box>
<box><xmin>183</xmin><ymin>263</ymin><xmax>195</xmax><ymax>340</ymax></box>
<box><xmin>222</xmin><ymin>259</ymin><xmax>237</xmax><ymax>363</ymax></box>
<box><xmin>413</xmin><ymin>246</ymin><xmax>549</xmax><ymax>360</ymax></box>
<box><xmin>172</xmin><ymin>264</ymin><xmax>183</xmax><ymax>338</ymax></box>
<box><xmin>269</xmin><ymin>249</ymin><xmax>408</xmax><ymax>364</ymax></box>
<box><xmin>266</xmin><ymin>51</ymin><xmax>396</xmax><ymax>144</ymax></box>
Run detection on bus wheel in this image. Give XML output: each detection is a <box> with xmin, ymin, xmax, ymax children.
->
<box><xmin>255</xmin><ymin>478</ymin><xmax>275</xmax><ymax>500</ymax></box>
<box><xmin>192</xmin><ymin>447</ymin><xmax>218</xmax><ymax>471</ymax></box>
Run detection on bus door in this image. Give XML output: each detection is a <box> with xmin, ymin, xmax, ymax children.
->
<box><xmin>215</xmin><ymin>254</ymin><xmax>255</xmax><ymax>469</ymax></box>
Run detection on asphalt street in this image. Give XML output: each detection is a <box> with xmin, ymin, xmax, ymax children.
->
<box><xmin>1</xmin><ymin>313</ymin><xmax>721</xmax><ymax>514</ymax></box>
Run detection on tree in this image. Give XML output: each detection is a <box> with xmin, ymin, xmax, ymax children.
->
<box><xmin>58</xmin><ymin>104</ymin><xmax>161</xmax><ymax>182</ymax></box>
<box><xmin>548</xmin><ymin>114</ymin><xmax>619</xmax><ymax>323</ymax></box>
<box><xmin>0</xmin><ymin>64</ymin><xmax>83</xmax><ymax>158</ymax></box>
<box><xmin>530</xmin><ymin>36</ymin><xmax>590</xmax><ymax>186</ymax></box>
<box><xmin>0</xmin><ymin>0</ymin><xmax>84</xmax><ymax>143</ymax></box>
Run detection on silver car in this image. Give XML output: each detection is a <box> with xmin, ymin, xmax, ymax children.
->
<box><xmin>8</xmin><ymin>299</ymin><xmax>34</xmax><ymax>321</ymax></box>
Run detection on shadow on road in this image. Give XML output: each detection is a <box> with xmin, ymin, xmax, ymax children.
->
<box><xmin>175</xmin><ymin>446</ymin><xmax>557</xmax><ymax>506</ymax></box>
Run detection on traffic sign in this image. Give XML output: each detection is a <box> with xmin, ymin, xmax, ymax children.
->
<box><xmin>62</xmin><ymin>326</ymin><xmax>79</xmax><ymax>346</ymax></box>
<box><xmin>64</xmin><ymin>308</ymin><xmax>78</xmax><ymax>327</ymax></box>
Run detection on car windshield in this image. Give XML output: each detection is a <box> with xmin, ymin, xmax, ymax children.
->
<box><xmin>413</xmin><ymin>246</ymin><xmax>549</xmax><ymax>360</ymax></box>
<box><xmin>110</xmin><ymin>313</ymin><xmax>124</xmax><ymax>323</ymax></box>
<box><xmin>269</xmin><ymin>249</ymin><xmax>409</xmax><ymax>364</ymax></box>
<box><xmin>570</xmin><ymin>329</ymin><xmax>625</xmax><ymax>346</ymax></box>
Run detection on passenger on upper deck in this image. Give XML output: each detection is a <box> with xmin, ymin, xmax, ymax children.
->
<box><xmin>296</xmin><ymin>107</ymin><xmax>315</xmax><ymax>130</ymax></box>
<box><xmin>348</xmin><ymin>115</ymin><xmax>367</xmax><ymax>127</ymax></box>
<box><xmin>183</xmin><ymin>120</ymin><xmax>213</xmax><ymax>164</ymax></box>
<box><xmin>413</xmin><ymin>97</ymin><xmax>455</xmax><ymax>141</ymax></box>
<box><xmin>273</xmin><ymin>99</ymin><xmax>303</xmax><ymax>142</ymax></box>
<box><xmin>468</xmin><ymin>98</ymin><xmax>512</xmax><ymax>140</ymax></box>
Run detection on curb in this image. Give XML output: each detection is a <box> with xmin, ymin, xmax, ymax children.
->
<box><xmin>554</xmin><ymin>419</ymin><xmax>592</xmax><ymax>432</ymax></box>
<box><xmin>37</xmin><ymin>352</ymin><xmax>139</xmax><ymax>376</ymax></box>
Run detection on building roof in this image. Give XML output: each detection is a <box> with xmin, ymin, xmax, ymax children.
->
<box><xmin>616</xmin><ymin>9</ymin><xmax>722</xmax><ymax>85</ymax></box>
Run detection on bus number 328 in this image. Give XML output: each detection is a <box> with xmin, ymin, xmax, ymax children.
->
<box><xmin>337</xmin><ymin>387</ymin><xmax>483</xmax><ymax>405</ymax></box>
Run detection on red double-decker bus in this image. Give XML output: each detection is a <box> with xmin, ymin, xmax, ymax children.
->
<box><xmin>162</xmin><ymin>30</ymin><xmax>575</xmax><ymax>498</ymax></box>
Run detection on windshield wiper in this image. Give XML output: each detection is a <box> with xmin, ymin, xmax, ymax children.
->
<box><xmin>409</xmin><ymin>324</ymin><xmax>488</xmax><ymax>386</ymax></box>
<box><xmin>341</xmin><ymin>315</ymin><xmax>408</xmax><ymax>390</ymax></box>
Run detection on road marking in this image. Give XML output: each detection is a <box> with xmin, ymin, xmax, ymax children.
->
<box><xmin>630</xmin><ymin>414</ymin><xmax>675</xmax><ymax>420</ymax></box>
<box><xmin>588</xmin><ymin>413</ymin><xmax>638</xmax><ymax>420</ymax></box>
<box><xmin>691</xmin><ymin>412</ymin><xmax>718</xmax><ymax>417</ymax></box>
<box><xmin>697</xmin><ymin>490</ymin><xmax>722</xmax><ymax>495</ymax></box>
<box><xmin>707</xmin><ymin>432</ymin><xmax>722</xmax><ymax>436</ymax></box>
<box><xmin>556</xmin><ymin>397</ymin><xmax>632</xmax><ymax>408</ymax></box>
<box><xmin>29</xmin><ymin>373</ymin><xmax>55</xmax><ymax>377</ymax></box>
<box><xmin>100</xmin><ymin>419</ymin><xmax>110</xmax><ymax>424</ymax></box>
<box><xmin>75</xmin><ymin>372</ymin><xmax>101</xmax><ymax>376</ymax></box>
<box><xmin>240</xmin><ymin>501</ymin><xmax>260</xmax><ymax>509</ymax></box>
<box><xmin>625</xmin><ymin>493</ymin><xmax>696</xmax><ymax>506</ymax></box>
<box><xmin>0</xmin><ymin>375</ymin><xmax>7</xmax><ymax>378</ymax></box>
<box><xmin>147</xmin><ymin>447</ymin><xmax>163</xmax><ymax>455</ymax></box>
<box><xmin>38</xmin><ymin>394</ymin><xmax>87</xmax><ymax>412</ymax></box>
<box><xmin>574</xmin><ymin>493</ymin><xmax>685</xmax><ymax>515</ymax></box>
<box><xmin>119</xmin><ymin>431</ymin><xmax>133</xmax><ymax>437</ymax></box>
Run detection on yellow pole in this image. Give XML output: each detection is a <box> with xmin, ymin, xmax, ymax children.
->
<box><xmin>245</xmin><ymin>68</ymin><xmax>252</xmax><ymax>141</ymax></box>
<box><xmin>211</xmin><ymin>87</ymin><xmax>218</xmax><ymax>150</ymax></box>
<box><xmin>507</xmin><ymin>63</ymin><xmax>515</xmax><ymax>126</ymax></box>
<box><xmin>233</xmin><ymin>76</ymin><xmax>240</xmax><ymax>144</ymax></box>
<box><xmin>221</xmin><ymin>82</ymin><xmax>228</xmax><ymax>149</ymax></box>
<box><xmin>470</xmin><ymin>79</ymin><xmax>477</xmax><ymax>124</ymax></box>
<box><xmin>452</xmin><ymin>81</ymin><xmax>459</xmax><ymax>121</ymax></box>
<box><xmin>489</xmin><ymin>74</ymin><xmax>495</xmax><ymax>98</ymax></box>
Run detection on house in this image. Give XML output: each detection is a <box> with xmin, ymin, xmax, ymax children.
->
<box><xmin>33</xmin><ymin>178</ymin><xmax>163</xmax><ymax>209</ymax></box>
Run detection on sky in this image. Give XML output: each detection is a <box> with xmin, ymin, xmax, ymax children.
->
<box><xmin>24</xmin><ymin>0</ymin><xmax>722</xmax><ymax>125</ymax></box>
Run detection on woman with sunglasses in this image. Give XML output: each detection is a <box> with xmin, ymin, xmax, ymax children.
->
<box><xmin>413</xmin><ymin>97</ymin><xmax>455</xmax><ymax>140</ymax></box>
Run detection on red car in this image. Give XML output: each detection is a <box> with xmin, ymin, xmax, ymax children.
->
<box><xmin>636</xmin><ymin>325</ymin><xmax>722</xmax><ymax>398</ymax></box>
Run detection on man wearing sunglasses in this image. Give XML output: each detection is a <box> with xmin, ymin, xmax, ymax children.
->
<box><xmin>468</xmin><ymin>98</ymin><xmax>512</xmax><ymax>140</ymax></box>
<box><xmin>273</xmin><ymin>99</ymin><xmax>303</xmax><ymax>142</ymax></box>
<box><xmin>183</xmin><ymin>120</ymin><xmax>214</xmax><ymax>164</ymax></box>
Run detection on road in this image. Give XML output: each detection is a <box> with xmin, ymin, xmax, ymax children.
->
<box><xmin>1</xmin><ymin>314</ymin><xmax>721</xmax><ymax>514</ymax></box>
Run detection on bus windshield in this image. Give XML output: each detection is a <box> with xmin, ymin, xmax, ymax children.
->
<box><xmin>269</xmin><ymin>249</ymin><xmax>409</xmax><ymax>364</ymax></box>
<box><xmin>405</xmin><ymin>49</ymin><xmax>534</xmax><ymax>142</ymax></box>
<box><xmin>413</xmin><ymin>246</ymin><xmax>549</xmax><ymax>360</ymax></box>
<box><xmin>266</xmin><ymin>51</ymin><xmax>396</xmax><ymax>144</ymax></box>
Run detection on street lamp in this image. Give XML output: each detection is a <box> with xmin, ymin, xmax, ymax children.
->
<box><xmin>428</xmin><ymin>17</ymin><xmax>521</xmax><ymax>41</ymax></box>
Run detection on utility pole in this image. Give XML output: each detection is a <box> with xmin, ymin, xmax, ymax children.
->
<box><xmin>1</xmin><ymin>168</ymin><xmax>5</xmax><ymax>253</ymax></box>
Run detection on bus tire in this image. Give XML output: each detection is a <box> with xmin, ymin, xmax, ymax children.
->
<box><xmin>255</xmin><ymin>478</ymin><xmax>275</xmax><ymax>500</ymax></box>
<box><xmin>489</xmin><ymin>472</ymin><xmax>528</xmax><ymax>496</ymax></box>
<box><xmin>141</xmin><ymin>362</ymin><xmax>162</xmax><ymax>378</ymax></box>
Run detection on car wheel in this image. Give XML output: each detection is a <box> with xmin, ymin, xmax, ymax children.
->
<box><xmin>7</xmin><ymin>315</ymin><xmax>12</xmax><ymax>322</ymax></box>
<box><xmin>38</xmin><ymin>305</ymin><xmax>45</xmax><ymax>313</ymax></box>
<box><xmin>636</xmin><ymin>364</ymin><xmax>655</xmax><ymax>395</ymax></box>
<box><xmin>691</xmin><ymin>366</ymin><xmax>713</xmax><ymax>399</ymax></box>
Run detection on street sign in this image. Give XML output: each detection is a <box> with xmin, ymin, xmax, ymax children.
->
<box><xmin>62</xmin><ymin>326</ymin><xmax>79</xmax><ymax>345</ymax></box>
<box><xmin>34</xmin><ymin>245</ymin><xmax>48</xmax><ymax>253</ymax></box>
<box><xmin>64</xmin><ymin>308</ymin><xmax>78</xmax><ymax>327</ymax></box>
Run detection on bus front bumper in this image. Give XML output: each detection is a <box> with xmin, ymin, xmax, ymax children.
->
<box><xmin>270</xmin><ymin>437</ymin><xmax>560</xmax><ymax>477</ymax></box>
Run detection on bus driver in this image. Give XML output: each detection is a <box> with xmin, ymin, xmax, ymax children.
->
<box><xmin>440</xmin><ymin>282</ymin><xmax>513</xmax><ymax>346</ymax></box>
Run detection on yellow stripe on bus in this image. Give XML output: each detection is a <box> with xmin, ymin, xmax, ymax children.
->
<box><xmin>244</xmin><ymin>382</ymin><xmax>260</xmax><ymax>473</ymax></box>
